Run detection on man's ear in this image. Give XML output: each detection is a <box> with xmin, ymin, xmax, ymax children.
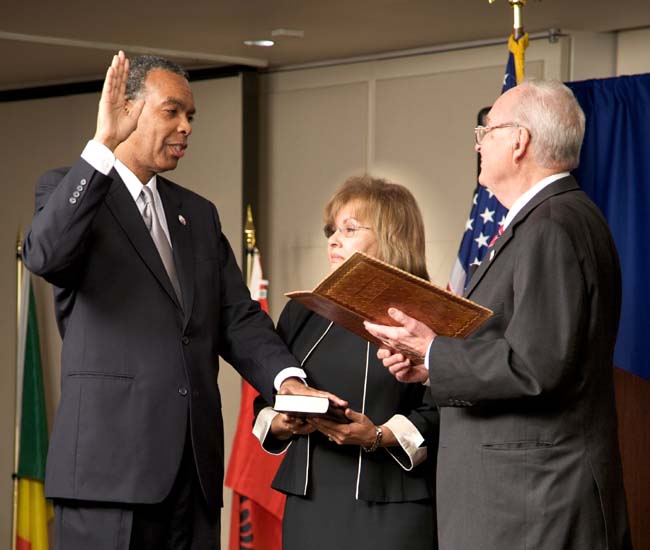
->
<box><xmin>513</xmin><ymin>127</ymin><xmax>531</xmax><ymax>160</ymax></box>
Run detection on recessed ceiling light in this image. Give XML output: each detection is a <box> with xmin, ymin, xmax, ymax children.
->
<box><xmin>243</xmin><ymin>40</ymin><xmax>275</xmax><ymax>47</ymax></box>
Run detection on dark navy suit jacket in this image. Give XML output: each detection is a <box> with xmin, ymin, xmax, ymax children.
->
<box><xmin>23</xmin><ymin>158</ymin><xmax>299</xmax><ymax>512</ymax></box>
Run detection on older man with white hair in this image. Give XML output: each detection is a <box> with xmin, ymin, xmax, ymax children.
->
<box><xmin>366</xmin><ymin>80</ymin><xmax>632</xmax><ymax>550</ymax></box>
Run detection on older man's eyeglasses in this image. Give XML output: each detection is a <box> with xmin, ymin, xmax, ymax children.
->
<box><xmin>474</xmin><ymin>123</ymin><xmax>523</xmax><ymax>145</ymax></box>
<box><xmin>324</xmin><ymin>224</ymin><xmax>372</xmax><ymax>239</ymax></box>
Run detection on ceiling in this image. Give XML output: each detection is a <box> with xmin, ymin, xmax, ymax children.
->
<box><xmin>2</xmin><ymin>0</ymin><xmax>650</xmax><ymax>91</ymax></box>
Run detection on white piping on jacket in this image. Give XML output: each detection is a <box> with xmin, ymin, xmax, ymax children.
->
<box><xmin>355</xmin><ymin>342</ymin><xmax>371</xmax><ymax>500</ymax></box>
<box><xmin>300</xmin><ymin>321</ymin><xmax>333</xmax><ymax>495</ymax></box>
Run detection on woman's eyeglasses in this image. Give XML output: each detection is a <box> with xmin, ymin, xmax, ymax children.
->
<box><xmin>323</xmin><ymin>224</ymin><xmax>372</xmax><ymax>239</ymax></box>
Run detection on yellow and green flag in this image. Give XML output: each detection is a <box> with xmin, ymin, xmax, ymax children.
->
<box><xmin>15</xmin><ymin>274</ymin><xmax>51</xmax><ymax>550</ymax></box>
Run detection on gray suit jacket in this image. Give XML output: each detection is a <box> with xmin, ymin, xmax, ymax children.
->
<box><xmin>427</xmin><ymin>176</ymin><xmax>631</xmax><ymax>550</ymax></box>
<box><xmin>22</xmin><ymin>159</ymin><xmax>299</xmax><ymax>512</ymax></box>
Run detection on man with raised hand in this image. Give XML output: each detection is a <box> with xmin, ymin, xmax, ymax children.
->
<box><xmin>23</xmin><ymin>51</ymin><xmax>341</xmax><ymax>550</ymax></box>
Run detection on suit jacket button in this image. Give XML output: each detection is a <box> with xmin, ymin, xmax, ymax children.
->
<box><xmin>69</xmin><ymin>197</ymin><xmax>77</xmax><ymax>204</ymax></box>
<box><xmin>178</xmin><ymin>387</ymin><xmax>188</xmax><ymax>396</ymax></box>
<box><xmin>182</xmin><ymin>336</ymin><xmax>190</xmax><ymax>345</ymax></box>
<box><xmin>80</xmin><ymin>178</ymin><xmax>87</xmax><ymax>186</ymax></box>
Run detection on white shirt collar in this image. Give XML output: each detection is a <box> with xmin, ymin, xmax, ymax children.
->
<box><xmin>503</xmin><ymin>172</ymin><xmax>570</xmax><ymax>231</ymax></box>
<box><xmin>115</xmin><ymin>159</ymin><xmax>157</xmax><ymax>201</ymax></box>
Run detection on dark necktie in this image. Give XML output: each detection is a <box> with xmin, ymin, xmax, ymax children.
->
<box><xmin>140</xmin><ymin>186</ymin><xmax>183</xmax><ymax>306</ymax></box>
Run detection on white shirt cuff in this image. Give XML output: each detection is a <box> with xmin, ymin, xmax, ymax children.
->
<box><xmin>274</xmin><ymin>367</ymin><xmax>307</xmax><ymax>391</ymax></box>
<box><xmin>422</xmin><ymin>339</ymin><xmax>433</xmax><ymax>387</ymax></box>
<box><xmin>81</xmin><ymin>139</ymin><xmax>116</xmax><ymax>175</ymax></box>
<box><xmin>383</xmin><ymin>414</ymin><xmax>427</xmax><ymax>470</ymax></box>
<box><xmin>252</xmin><ymin>406</ymin><xmax>290</xmax><ymax>455</ymax></box>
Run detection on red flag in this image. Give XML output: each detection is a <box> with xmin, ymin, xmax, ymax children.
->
<box><xmin>225</xmin><ymin>250</ymin><xmax>285</xmax><ymax>550</ymax></box>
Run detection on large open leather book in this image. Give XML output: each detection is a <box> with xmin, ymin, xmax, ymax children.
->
<box><xmin>286</xmin><ymin>252</ymin><xmax>492</xmax><ymax>358</ymax></box>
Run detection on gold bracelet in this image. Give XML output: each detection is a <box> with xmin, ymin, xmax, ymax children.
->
<box><xmin>363</xmin><ymin>425</ymin><xmax>383</xmax><ymax>453</ymax></box>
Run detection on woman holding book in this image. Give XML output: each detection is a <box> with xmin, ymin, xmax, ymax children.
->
<box><xmin>253</xmin><ymin>176</ymin><xmax>438</xmax><ymax>550</ymax></box>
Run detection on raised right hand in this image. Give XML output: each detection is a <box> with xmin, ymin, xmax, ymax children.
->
<box><xmin>93</xmin><ymin>51</ymin><xmax>145</xmax><ymax>151</ymax></box>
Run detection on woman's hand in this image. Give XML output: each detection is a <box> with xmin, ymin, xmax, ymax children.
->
<box><xmin>270</xmin><ymin>413</ymin><xmax>317</xmax><ymax>441</ymax></box>
<box><xmin>308</xmin><ymin>409</ymin><xmax>388</xmax><ymax>448</ymax></box>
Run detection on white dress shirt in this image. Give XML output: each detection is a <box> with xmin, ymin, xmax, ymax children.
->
<box><xmin>81</xmin><ymin>140</ymin><xmax>173</xmax><ymax>246</ymax></box>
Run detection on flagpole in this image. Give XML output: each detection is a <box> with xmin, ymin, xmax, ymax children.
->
<box><xmin>244</xmin><ymin>205</ymin><xmax>256</xmax><ymax>287</ymax></box>
<box><xmin>488</xmin><ymin>0</ymin><xmax>529</xmax><ymax>83</ymax></box>
<box><xmin>509</xmin><ymin>0</ymin><xmax>527</xmax><ymax>39</ymax></box>
<box><xmin>488</xmin><ymin>0</ymin><xmax>527</xmax><ymax>39</ymax></box>
<box><xmin>12</xmin><ymin>232</ymin><xmax>23</xmax><ymax>550</ymax></box>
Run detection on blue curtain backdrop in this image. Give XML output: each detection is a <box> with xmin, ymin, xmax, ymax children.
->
<box><xmin>567</xmin><ymin>74</ymin><xmax>650</xmax><ymax>380</ymax></box>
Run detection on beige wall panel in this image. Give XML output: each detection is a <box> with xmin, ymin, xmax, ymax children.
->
<box><xmin>0</xmin><ymin>75</ymin><xmax>244</xmax><ymax>549</ymax></box>
<box><xmin>568</xmin><ymin>31</ymin><xmax>616</xmax><ymax>81</ymax></box>
<box><xmin>175</xmin><ymin>77</ymin><xmax>243</xmax><ymax>257</ymax></box>
<box><xmin>617</xmin><ymin>28</ymin><xmax>650</xmax><ymax>76</ymax></box>
<box><xmin>259</xmin><ymin>82</ymin><xmax>369</xmax><ymax>316</ymax></box>
<box><xmin>260</xmin><ymin>38</ymin><xmax>567</xmax><ymax>313</ymax></box>
<box><xmin>373</xmin><ymin>60</ymin><xmax>544</xmax><ymax>286</ymax></box>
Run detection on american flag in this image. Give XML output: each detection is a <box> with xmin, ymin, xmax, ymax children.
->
<box><xmin>448</xmin><ymin>34</ymin><xmax>527</xmax><ymax>294</ymax></box>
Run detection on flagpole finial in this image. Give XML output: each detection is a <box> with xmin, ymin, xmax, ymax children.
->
<box><xmin>509</xmin><ymin>0</ymin><xmax>527</xmax><ymax>37</ymax></box>
<box><xmin>16</xmin><ymin>231</ymin><xmax>23</xmax><ymax>258</ymax></box>
<box><xmin>488</xmin><ymin>0</ymin><xmax>528</xmax><ymax>38</ymax></box>
<box><xmin>244</xmin><ymin>205</ymin><xmax>257</xmax><ymax>286</ymax></box>
<box><xmin>244</xmin><ymin>204</ymin><xmax>256</xmax><ymax>252</ymax></box>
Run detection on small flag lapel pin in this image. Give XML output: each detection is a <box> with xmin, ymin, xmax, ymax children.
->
<box><xmin>178</xmin><ymin>214</ymin><xmax>187</xmax><ymax>226</ymax></box>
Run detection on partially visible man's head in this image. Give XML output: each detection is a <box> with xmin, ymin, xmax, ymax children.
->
<box><xmin>509</xmin><ymin>80</ymin><xmax>586</xmax><ymax>171</ymax></box>
<box><xmin>477</xmin><ymin>80</ymin><xmax>586</xmax><ymax>206</ymax></box>
<box><xmin>125</xmin><ymin>56</ymin><xmax>189</xmax><ymax>100</ymax></box>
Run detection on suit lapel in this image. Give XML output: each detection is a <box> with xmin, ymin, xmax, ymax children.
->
<box><xmin>104</xmin><ymin>170</ymin><xmax>183</xmax><ymax>312</ymax></box>
<box><xmin>464</xmin><ymin>175</ymin><xmax>580</xmax><ymax>298</ymax></box>
<box><xmin>158</xmin><ymin>177</ymin><xmax>195</xmax><ymax>327</ymax></box>
<box><xmin>464</xmin><ymin>228</ymin><xmax>513</xmax><ymax>298</ymax></box>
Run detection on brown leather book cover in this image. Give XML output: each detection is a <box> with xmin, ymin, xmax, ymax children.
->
<box><xmin>286</xmin><ymin>252</ymin><xmax>492</xmax><ymax>357</ymax></box>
